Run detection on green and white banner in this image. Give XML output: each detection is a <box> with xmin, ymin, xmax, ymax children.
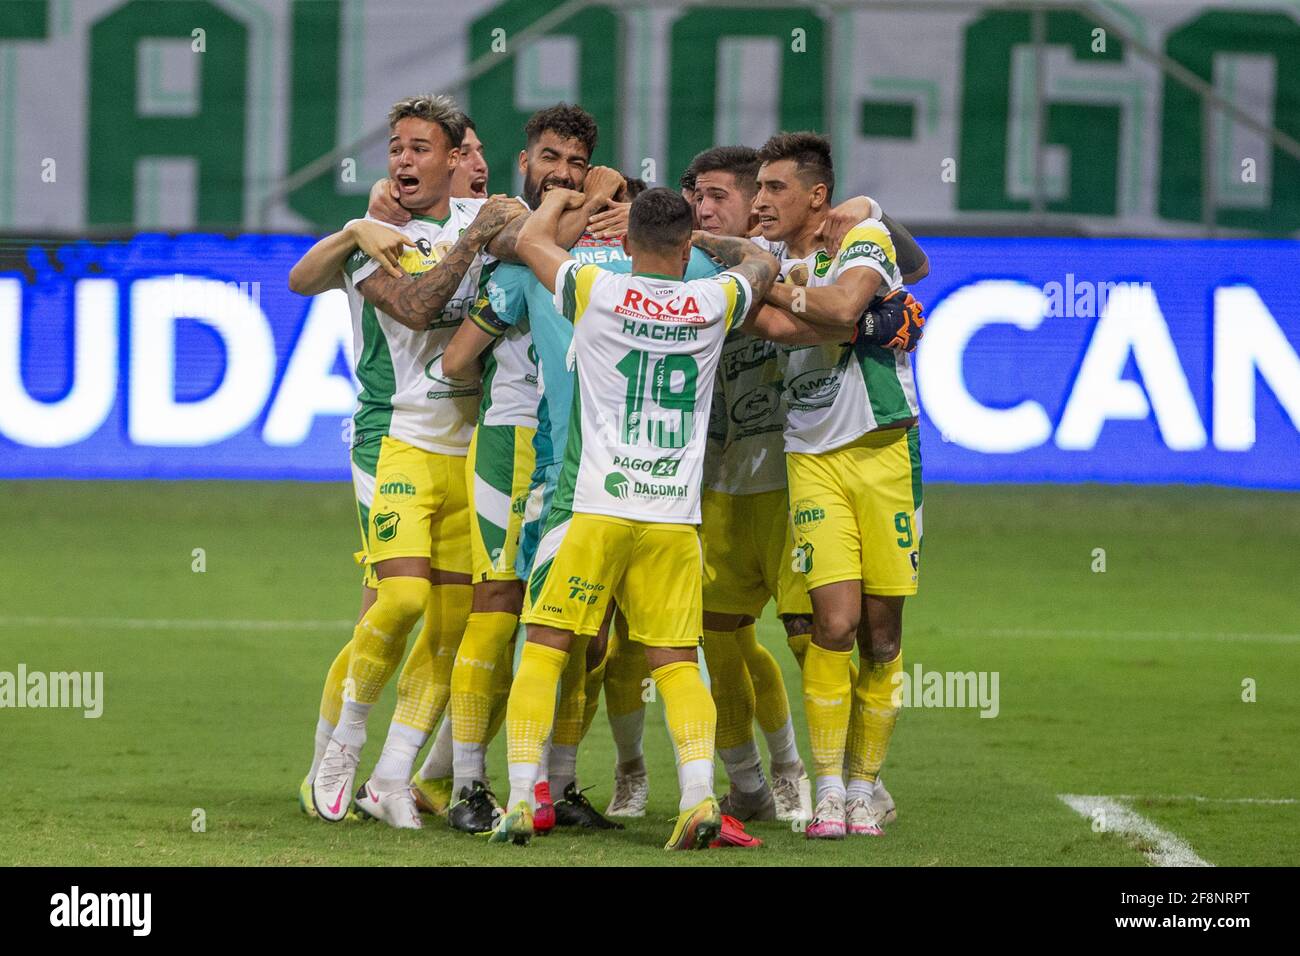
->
<box><xmin>0</xmin><ymin>0</ymin><xmax>1296</xmax><ymax>234</ymax></box>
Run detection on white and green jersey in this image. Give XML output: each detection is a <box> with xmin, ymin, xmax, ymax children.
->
<box><xmin>550</xmin><ymin>260</ymin><xmax>753</xmax><ymax>524</ymax></box>
<box><xmin>779</xmin><ymin>218</ymin><xmax>919</xmax><ymax>454</ymax></box>
<box><xmin>341</xmin><ymin>202</ymin><xmax>489</xmax><ymax>455</ymax></box>
<box><xmin>703</xmin><ymin>330</ymin><xmax>788</xmax><ymax>495</ymax></box>
<box><xmin>469</xmin><ymin>280</ymin><xmax>539</xmax><ymax>428</ymax></box>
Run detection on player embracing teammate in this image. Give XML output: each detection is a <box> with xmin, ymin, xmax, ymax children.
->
<box><xmin>289</xmin><ymin>92</ymin><xmax>929</xmax><ymax>848</ymax></box>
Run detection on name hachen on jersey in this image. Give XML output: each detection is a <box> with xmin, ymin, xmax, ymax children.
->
<box><xmin>551</xmin><ymin>261</ymin><xmax>752</xmax><ymax>523</ymax></box>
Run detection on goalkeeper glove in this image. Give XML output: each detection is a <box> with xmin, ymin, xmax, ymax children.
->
<box><xmin>856</xmin><ymin>289</ymin><xmax>925</xmax><ymax>352</ymax></box>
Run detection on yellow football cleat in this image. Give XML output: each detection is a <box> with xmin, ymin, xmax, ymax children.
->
<box><xmin>487</xmin><ymin>800</ymin><xmax>534</xmax><ymax>846</ymax></box>
<box><xmin>299</xmin><ymin>775</ymin><xmax>317</xmax><ymax>817</ymax></box>
<box><xmin>410</xmin><ymin>773</ymin><xmax>454</xmax><ymax>817</ymax></box>
<box><xmin>301</xmin><ymin>774</ymin><xmax>359</xmax><ymax>821</ymax></box>
<box><xmin>664</xmin><ymin>796</ymin><xmax>722</xmax><ymax>851</ymax></box>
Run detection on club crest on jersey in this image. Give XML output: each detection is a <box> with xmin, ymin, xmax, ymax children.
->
<box><xmin>614</xmin><ymin>288</ymin><xmax>706</xmax><ymax>324</ymax></box>
<box><xmin>373</xmin><ymin>511</ymin><xmax>400</xmax><ymax>542</ymax></box>
<box><xmin>814</xmin><ymin>250</ymin><xmax>834</xmax><ymax>277</ymax></box>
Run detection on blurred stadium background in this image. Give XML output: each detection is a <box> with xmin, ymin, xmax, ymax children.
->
<box><xmin>0</xmin><ymin>0</ymin><xmax>1297</xmax><ymax>866</ymax></box>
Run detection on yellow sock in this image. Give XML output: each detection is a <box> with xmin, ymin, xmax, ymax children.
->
<box><xmin>787</xmin><ymin>632</ymin><xmax>859</xmax><ymax>684</ymax></box>
<box><xmin>581</xmin><ymin>652</ymin><xmax>607</xmax><ymax>739</ymax></box>
<box><xmin>347</xmin><ymin>576</ymin><xmax>429</xmax><ymax>704</ymax></box>
<box><xmin>553</xmin><ymin>634</ymin><xmax>590</xmax><ymax>749</ymax></box>
<box><xmin>736</xmin><ymin>624</ymin><xmax>790</xmax><ymax>734</ymax></box>
<box><xmin>392</xmin><ymin>583</ymin><xmax>471</xmax><ymax>732</ymax></box>
<box><xmin>604</xmin><ymin>624</ymin><xmax>650</xmax><ymax>719</ymax></box>
<box><xmin>846</xmin><ymin>650</ymin><xmax>903</xmax><ymax>785</ymax></box>
<box><xmin>450</xmin><ymin>611</ymin><xmax>518</xmax><ymax>745</ymax></box>
<box><xmin>484</xmin><ymin>637</ymin><xmax>515</xmax><ymax>744</ymax></box>
<box><xmin>506</xmin><ymin>642</ymin><xmax>569</xmax><ymax>765</ymax></box>
<box><xmin>786</xmin><ymin>631</ymin><xmax>810</xmax><ymax>668</ymax></box>
<box><xmin>802</xmin><ymin>642</ymin><xmax>853</xmax><ymax>783</ymax></box>
<box><xmin>702</xmin><ymin>629</ymin><xmax>754</xmax><ymax>749</ymax></box>
<box><xmin>319</xmin><ymin>638</ymin><xmax>352</xmax><ymax>725</ymax></box>
<box><xmin>653</xmin><ymin>660</ymin><xmax>717</xmax><ymax>808</ymax></box>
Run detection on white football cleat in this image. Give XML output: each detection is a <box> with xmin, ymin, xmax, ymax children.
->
<box><xmin>845</xmin><ymin>796</ymin><xmax>885</xmax><ymax>836</ymax></box>
<box><xmin>312</xmin><ymin>738</ymin><xmax>361</xmax><ymax>822</ymax></box>
<box><xmin>871</xmin><ymin>777</ymin><xmax>897</xmax><ymax>825</ymax></box>
<box><xmin>806</xmin><ymin>791</ymin><xmax>846</xmax><ymax>839</ymax></box>
<box><xmin>354</xmin><ymin>778</ymin><xmax>423</xmax><ymax>829</ymax></box>
<box><xmin>605</xmin><ymin>767</ymin><xmax>648</xmax><ymax>817</ymax></box>
<box><xmin>770</xmin><ymin>760</ymin><xmax>811</xmax><ymax>822</ymax></box>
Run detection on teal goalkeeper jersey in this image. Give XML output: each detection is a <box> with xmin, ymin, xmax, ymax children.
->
<box><xmin>471</xmin><ymin>236</ymin><xmax>723</xmax><ymax>472</ymax></box>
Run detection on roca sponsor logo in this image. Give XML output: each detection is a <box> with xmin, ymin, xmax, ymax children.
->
<box><xmin>614</xmin><ymin>288</ymin><xmax>707</xmax><ymax>324</ymax></box>
<box><xmin>792</xmin><ymin>498</ymin><xmax>825</xmax><ymax>530</ymax></box>
<box><xmin>788</xmin><ymin>368</ymin><xmax>841</xmax><ymax>409</ymax></box>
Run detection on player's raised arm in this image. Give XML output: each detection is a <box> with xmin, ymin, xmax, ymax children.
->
<box><xmin>817</xmin><ymin>196</ymin><xmax>929</xmax><ymax>284</ymax></box>
<box><xmin>288</xmin><ymin>219</ymin><xmax>414</xmax><ymax>295</ymax></box>
<box><xmin>689</xmin><ymin>230</ymin><xmax>779</xmax><ymax>309</ymax></box>
<box><xmin>441</xmin><ymin>266</ymin><xmax>525</xmax><ymax>380</ymax></box>
<box><xmin>485</xmin><ymin>164</ymin><xmax>624</xmax><ymax>262</ymax></box>
<box><xmin>356</xmin><ymin>194</ymin><xmax>524</xmax><ymax>331</ymax></box>
<box><xmin>514</xmin><ymin>187</ymin><xmax>585</xmax><ymax>293</ymax></box>
<box><xmin>764</xmin><ymin>249</ymin><xmax>882</xmax><ymax>333</ymax></box>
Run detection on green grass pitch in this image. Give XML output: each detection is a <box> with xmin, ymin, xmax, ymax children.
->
<box><xmin>1</xmin><ymin>481</ymin><xmax>1297</xmax><ymax>866</ymax></box>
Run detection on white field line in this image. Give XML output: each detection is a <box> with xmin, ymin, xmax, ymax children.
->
<box><xmin>1060</xmin><ymin>794</ymin><xmax>1213</xmax><ymax>867</ymax></box>
<box><xmin>945</xmin><ymin>627</ymin><xmax>1300</xmax><ymax>645</ymax></box>
<box><xmin>1</xmin><ymin>616</ymin><xmax>1296</xmax><ymax>644</ymax></box>
<box><xmin>0</xmin><ymin>615</ymin><xmax>351</xmax><ymax>632</ymax></box>
<box><xmin>1109</xmin><ymin>794</ymin><xmax>1298</xmax><ymax>805</ymax></box>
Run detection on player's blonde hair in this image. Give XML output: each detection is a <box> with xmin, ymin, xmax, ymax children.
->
<box><xmin>387</xmin><ymin>93</ymin><xmax>468</xmax><ymax>149</ymax></box>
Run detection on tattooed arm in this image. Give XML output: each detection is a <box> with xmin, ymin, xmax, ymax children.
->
<box><xmin>356</xmin><ymin>195</ymin><xmax>523</xmax><ymax>330</ymax></box>
<box><xmin>689</xmin><ymin>231</ymin><xmax>778</xmax><ymax>304</ymax></box>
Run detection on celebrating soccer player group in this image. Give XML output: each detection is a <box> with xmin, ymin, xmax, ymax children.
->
<box><xmin>288</xmin><ymin>93</ymin><xmax>929</xmax><ymax>850</ymax></box>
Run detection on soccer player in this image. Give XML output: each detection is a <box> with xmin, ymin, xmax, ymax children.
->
<box><xmin>752</xmin><ymin>131</ymin><xmax>927</xmax><ymax>839</ymax></box>
<box><xmin>290</xmin><ymin>95</ymin><xmax>594</xmax><ymax>829</ymax></box>
<box><xmin>690</xmin><ymin>145</ymin><xmax>813</xmax><ymax>822</ymax></box>
<box><xmin>491</xmin><ymin>185</ymin><xmax>838</xmax><ymax>848</ymax></box>
<box><xmin>289</xmin><ymin>96</ymin><xmax>525</xmax><ymax>826</ymax></box>
<box><xmin>442</xmin><ymin>160</ymin><xmax>727</xmax><ymax>823</ymax></box>
<box><xmin>452</xmin><ymin>118</ymin><xmax>489</xmax><ymax>199</ymax></box>
<box><xmin>417</xmin><ymin>105</ymin><xmax>627</xmax><ymax>834</ymax></box>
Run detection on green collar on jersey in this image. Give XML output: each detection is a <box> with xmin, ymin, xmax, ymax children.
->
<box><xmin>411</xmin><ymin>212</ymin><xmax>450</xmax><ymax>226</ymax></box>
<box><xmin>632</xmin><ymin>271</ymin><xmax>683</xmax><ymax>281</ymax></box>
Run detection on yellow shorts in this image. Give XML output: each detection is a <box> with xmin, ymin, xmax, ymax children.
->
<box><xmin>351</xmin><ymin>434</ymin><xmax>472</xmax><ymax>587</ymax></box>
<box><xmin>700</xmin><ymin>487</ymin><xmax>812</xmax><ymax>618</ymax></box>
<box><xmin>522</xmin><ymin>509</ymin><xmax>703</xmax><ymax>648</ymax></box>
<box><xmin>786</xmin><ymin>425</ymin><xmax>922</xmax><ymax>595</ymax></box>
<box><xmin>466</xmin><ymin>423</ymin><xmax>536</xmax><ymax>582</ymax></box>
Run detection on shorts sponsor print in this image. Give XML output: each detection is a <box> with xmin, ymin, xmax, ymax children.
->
<box><xmin>522</xmin><ymin>509</ymin><xmax>703</xmax><ymax>649</ymax></box>
<box><xmin>350</xmin><ymin>434</ymin><xmax>472</xmax><ymax>587</ymax></box>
